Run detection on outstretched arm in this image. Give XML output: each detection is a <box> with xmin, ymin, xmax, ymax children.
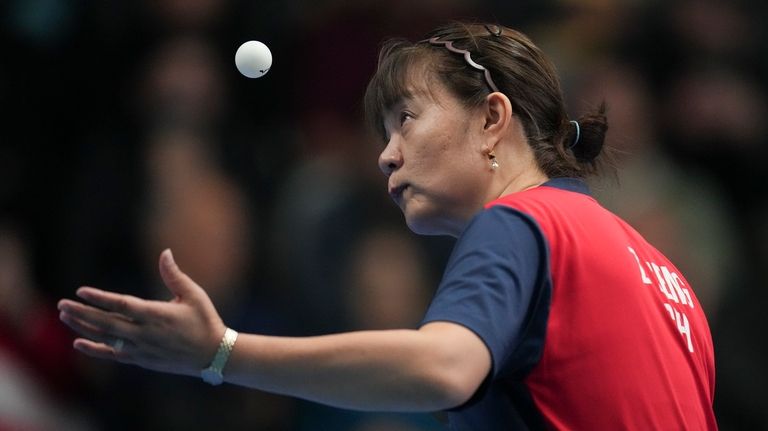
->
<box><xmin>58</xmin><ymin>249</ymin><xmax>491</xmax><ymax>412</ymax></box>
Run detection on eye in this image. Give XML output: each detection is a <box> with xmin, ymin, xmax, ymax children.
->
<box><xmin>399</xmin><ymin>111</ymin><xmax>414</xmax><ymax>126</ymax></box>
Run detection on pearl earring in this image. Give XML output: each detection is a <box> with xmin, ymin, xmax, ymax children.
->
<box><xmin>489</xmin><ymin>151</ymin><xmax>499</xmax><ymax>170</ymax></box>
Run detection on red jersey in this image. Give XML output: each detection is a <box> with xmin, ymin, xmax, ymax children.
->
<box><xmin>491</xmin><ymin>181</ymin><xmax>716</xmax><ymax>429</ymax></box>
<box><xmin>422</xmin><ymin>178</ymin><xmax>716</xmax><ymax>430</ymax></box>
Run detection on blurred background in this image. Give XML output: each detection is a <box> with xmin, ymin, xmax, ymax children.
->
<box><xmin>1</xmin><ymin>0</ymin><xmax>766</xmax><ymax>429</ymax></box>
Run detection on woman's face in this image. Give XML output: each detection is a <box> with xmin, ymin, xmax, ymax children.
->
<box><xmin>378</xmin><ymin>78</ymin><xmax>491</xmax><ymax>237</ymax></box>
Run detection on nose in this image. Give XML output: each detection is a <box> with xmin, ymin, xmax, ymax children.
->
<box><xmin>378</xmin><ymin>138</ymin><xmax>403</xmax><ymax>177</ymax></box>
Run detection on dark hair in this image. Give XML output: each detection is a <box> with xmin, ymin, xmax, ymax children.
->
<box><xmin>364</xmin><ymin>22</ymin><xmax>611</xmax><ymax>179</ymax></box>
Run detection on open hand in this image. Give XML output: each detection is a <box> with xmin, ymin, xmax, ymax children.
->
<box><xmin>58</xmin><ymin>249</ymin><xmax>226</xmax><ymax>377</ymax></box>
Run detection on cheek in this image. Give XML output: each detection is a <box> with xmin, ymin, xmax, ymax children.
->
<box><xmin>436</xmin><ymin>152</ymin><xmax>488</xmax><ymax>203</ymax></box>
<box><xmin>406</xmin><ymin>118</ymin><xmax>477</xmax><ymax>186</ymax></box>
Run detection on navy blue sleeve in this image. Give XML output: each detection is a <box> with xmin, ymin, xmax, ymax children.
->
<box><xmin>421</xmin><ymin>205</ymin><xmax>551</xmax><ymax>378</ymax></box>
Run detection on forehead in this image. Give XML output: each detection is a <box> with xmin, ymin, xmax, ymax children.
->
<box><xmin>386</xmin><ymin>59</ymin><xmax>431</xmax><ymax>100</ymax></box>
<box><xmin>384</xmin><ymin>64</ymin><xmax>458</xmax><ymax>113</ymax></box>
<box><xmin>365</xmin><ymin>45</ymin><xmax>462</xmax><ymax>140</ymax></box>
<box><xmin>388</xmin><ymin>84</ymin><xmax>435</xmax><ymax>112</ymax></box>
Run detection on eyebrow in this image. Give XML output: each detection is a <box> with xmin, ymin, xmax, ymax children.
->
<box><xmin>386</xmin><ymin>97</ymin><xmax>410</xmax><ymax>113</ymax></box>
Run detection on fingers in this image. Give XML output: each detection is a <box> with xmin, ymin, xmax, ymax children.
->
<box><xmin>59</xmin><ymin>307</ymin><xmax>112</xmax><ymax>343</ymax></box>
<box><xmin>58</xmin><ymin>250</ymin><xmax>222</xmax><ymax>376</ymax></box>
<box><xmin>73</xmin><ymin>338</ymin><xmax>133</xmax><ymax>363</ymax></box>
<box><xmin>158</xmin><ymin>249</ymin><xmax>199</xmax><ymax>299</ymax></box>
<box><xmin>72</xmin><ymin>337</ymin><xmax>189</xmax><ymax>373</ymax></box>
<box><xmin>58</xmin><ymin>298</ymin><xmax>137</xmax><ymax>340</ymax></box>
<box><xmin>60</xmin><ymin>301</ymin><xmax>139</xmax><ymax>363</ymax></box>
<box><xmin>75</xmin><ymin>287</ymin><xmax>145</xmax><ymax>321</ymax></box>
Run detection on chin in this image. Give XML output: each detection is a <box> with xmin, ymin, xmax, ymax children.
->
<box><xmin>403</xmin><ymin>212</ymin><xmax>456</xmax><ymax>237</ymax></box>
<box><xmin>405</xmin><ymin>220</ymin><xmax>436</xmax><ymax>236</ymax></box>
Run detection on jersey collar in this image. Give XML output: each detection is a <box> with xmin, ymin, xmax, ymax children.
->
<box><xmin>540</xmin><ymin>177</ymin><xmax>591</xmax><ymax>195</ymax></box>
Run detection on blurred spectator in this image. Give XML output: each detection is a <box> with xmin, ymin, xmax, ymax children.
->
<box><xmin>130</xmin><ymin>34</ymin><xmax>295</xmax><ymax>226</ymax></box>
<box><xmin>269</xmin><ymin>159</ymin><xmax>391</xmax><ymax>335</ymax></box>
<box><xmin>0</xmin><ymin>223</ymin><xmax>92</xmax><ymax>430</ymax></box>
<box><xmin>141</xmin><ymin>0</ymin><xmax>232</xmax><ymax>33</ymax></box>
<box><xmin>295</xmin><ymin>225</ymin><xmax>443</xmax><ymax>431</ymax></box>
<box><xmin>642</xmin><ymin>1</ymin><xmax>768</xmax><ymax>189</ymax></box>
<box><xmin>59</xmin><ymin>25</ymin><xmax>298</xmax><ymax>428</ymax></box>
<box><xmin>342</xmin><ymin>226</ymin><xmax>433</xmax><ymax>331</ymax></box>
<box><xmin>134</xmin><ymin>36</ymin><xmax>228</xmax><ymax>131</ymax></box>
<box><xmin>662</xmin><ymin>67</ymin><xmax>767</xmax><ymax>187</ymax></box>
<box><xmin>267</xmin><ymin>0</ymin><xmax>476</xmax><ymax>336</ymax></box>
<box><xmin>131</xmin><ymin>125</ymin><xmax>298</xmax><ymax>430</ymax></box>
<box><xmin>112</xmin><ymin>28</ymin><xmax>298</xmax><ymax>428</ymax></box>
<box><xmin>2</xmin><ymin>1</ymin><xmax>768</xmax><ymax>429</ymax></box>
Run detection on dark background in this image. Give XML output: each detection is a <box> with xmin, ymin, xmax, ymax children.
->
<box><xmin>1</xmin><ymin>0</ymin><xmax>766</xmax><ymax>429</ymax></box>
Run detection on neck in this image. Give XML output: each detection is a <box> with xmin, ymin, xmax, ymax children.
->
<box><xmin>492</xmin><ymin>164</ymin><xmax>549</xmax><ymax>202</ymax></box>
<box><xmin>440</xmin><ymin>169</ymin><xmax>548</xmax><ymax>239</ymax></box>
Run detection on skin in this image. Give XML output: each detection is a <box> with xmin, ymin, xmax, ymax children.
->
<box><xmin>58</xmin><ymin>77</ymin><xmax>549</xmax><ymax>412</ymax></box>
<box><xmin>381</xmin><ymin>79</ymin><xmax>548</xmax><ymax>237</ymax></box>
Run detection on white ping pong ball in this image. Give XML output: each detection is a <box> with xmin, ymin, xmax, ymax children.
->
<box><xmin>235</xmin><ymin>41</ymin><xmax>272</xmax><ymax>78</ymax></box>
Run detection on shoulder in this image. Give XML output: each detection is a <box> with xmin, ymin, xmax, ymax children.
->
<box><xmin>458</xmin><ymin>204</ymin><xmax>544</xmax><ymax>249</ymax></box>
<box><xmin>448</xmin><ymin>205</ymin><xmax>549</xmax><ymax>277</ymax></box>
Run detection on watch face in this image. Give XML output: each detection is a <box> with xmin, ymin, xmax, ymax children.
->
<box><xmin>201</xmin><ymin>368</ymin><xmax>223</xmax><ymax>385</ymax></box>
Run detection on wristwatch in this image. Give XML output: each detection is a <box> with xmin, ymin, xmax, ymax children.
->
<box><xmin>201</xmin><ymin>328</ymin><xmax>239</xmax><ymax>385</ymax></box>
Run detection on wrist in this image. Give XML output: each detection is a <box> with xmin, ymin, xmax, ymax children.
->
<box><xmin>201</xmin><ymin>327</ymin><xmax>238</xmax><ymax>385</ymax></box>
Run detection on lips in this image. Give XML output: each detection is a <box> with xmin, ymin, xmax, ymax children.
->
<box><xmin>388</xmin><ymin>183</ymin><xmax>408</xmax><ymax>203</ymax></box>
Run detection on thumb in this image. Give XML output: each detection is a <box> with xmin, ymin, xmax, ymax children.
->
<box><xmin>158</xmin><ymin>249</ymin><xmax>197</xmax><ymax>299</ymax></box>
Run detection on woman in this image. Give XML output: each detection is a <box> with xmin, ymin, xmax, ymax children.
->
<box><xmin>58</xmin><ymin>22</ymin><xmax>717</xmax><ymax>430</ymax></box>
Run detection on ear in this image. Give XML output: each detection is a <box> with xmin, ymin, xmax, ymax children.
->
<box><xmin>481</xmin><ymin>92</ymin><xmax>514</xmax><ymax>151</ymax></box>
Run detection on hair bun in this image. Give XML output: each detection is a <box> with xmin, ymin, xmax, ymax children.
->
<box><xmin>572</xmin><ymin>102</ymin><xmax>608</xmax><ymax>162</ymax></box>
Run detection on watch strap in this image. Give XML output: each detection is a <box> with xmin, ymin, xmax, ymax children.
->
<box><xmin>201</xmin><ymin>327</ymin><xmax>238</xmax><ymax>385</ymax></box>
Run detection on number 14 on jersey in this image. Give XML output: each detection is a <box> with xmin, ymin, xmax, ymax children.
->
<box><xmin>628</xmin><ymin>246</ymin><xmax>695</xmax><ymax>353</ymax></box>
